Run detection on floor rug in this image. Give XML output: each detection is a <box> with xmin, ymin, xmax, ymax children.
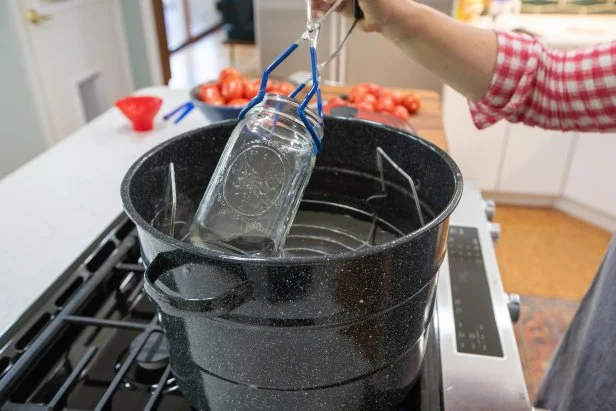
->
<box><xmin>513</xmin><ymin>294</ymin><xmax>579</xmax><ymax>402</ymax></box>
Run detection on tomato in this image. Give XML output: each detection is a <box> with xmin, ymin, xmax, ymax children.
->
<box><xmin>349</xmin><ymin>85</ymin><xmax>369</xmax><ymax>103</ymax></box>
<box><xmin>401</xmin><ymin>93</ymin><xmax>421</xmax><ymax>114</ymax></box>
<box><xmin>198</xmin><ymin>84</ymin><xmax>222</xmax><ymax>103</ymax></box>
<box><xmin>265</xmin><ymin>79</ymin><xmax>275</xmax><ymax>92</ymax></box>
<box><xmin>243</xmin><ymin>80</ymin><xmax>260</xmax><ymax>100</ymax></box>
<box><xmin>221</xmin><ymin>67</ymin><xmax>240</xmax><ymax>78</ymax></box>
<box><xmin>377</xmin><ymin>88</ymin><xmax>394</xmax><ymax>99</ymax></box>
<box><xmin>374</xmin><ymin>95</ymin><xmax>395</xmax><ymax>113</ymax></box>
<box><xmin>217</xmin><ymin>67</ymin><xmax>241</xmax><ymax>84</ymax></box>
<box><xmin>221</xmin><ymin>77</ymin><xmax>244</xmax><ymax>101</ymax></box>
<box><xmin>390</xmin><ymin>90</ymin><xmax>404</xmax><ymax>105</ymax></box>
<box><xmin>392</xmin><ymin>105</ymin><xmax>410</xmax><ymax>120</ymax></box>
<box><xmin>362</xmin><ymin>82</ymin><xmax>382</xmax><ymax>96</ymax></box>
<box><xmin>274</xmin><ymin>82</ymin><xmax>295</xmax><ymax>95</ymax></box>
<box><xmin>361</xmin><ymin>94</ymin><xmax>377</xmax><ymax>105</ymax></box>
<box><xmin>355</xmin><ymin>93</ymin><xmax>376</xmax><ymax>110</ymax></box>
<box><xmin>327</xmin><ymin>97</ymin><xmax>347</xmax><ymax>107</ymax></box>
<box><xmin>356</xmin><ymin>101</ymin><xmax>375</xmax><ymax>112</ymax></box>
<box><xmin>207</xmin><ymin>96</ymin><xmax>225</xmax><ymax>106</ymax></box>
<box><xmin>227</xmin><ymin>98</ymin><xmax>249</xmax><ymax>107</ymax></box>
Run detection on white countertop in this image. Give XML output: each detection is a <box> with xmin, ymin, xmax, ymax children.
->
<box><xmin>0</xmin><ymin>86</ymin><xmax>210</xmax><ymax>338</ymax></box>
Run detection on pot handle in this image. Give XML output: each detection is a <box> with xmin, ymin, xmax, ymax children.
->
<box><xmin>143</xmin><ymin>249</ymin><xmax>253</xmax><ymax>317</ymax></box>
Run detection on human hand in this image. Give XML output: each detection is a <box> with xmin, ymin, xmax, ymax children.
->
<box><xmin>309</xmin><ymin>0</ymin><xmax>405</xmax><ymax>33</ymax></box>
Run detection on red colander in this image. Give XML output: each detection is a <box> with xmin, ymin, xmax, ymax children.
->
<box><xmin>115</xmin><ymin>96</ymin><xmax>163</xmax><ymax>132</ymax></box>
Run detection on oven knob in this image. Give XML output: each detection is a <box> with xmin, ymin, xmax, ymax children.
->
<box><xmin>505</xmin><ymin>293</ymin><xmax>521</xmax><ymax>323</ymax></box>
<box><xmin>488</xmin><ymin>222</ymin><xmax>501</xmax><ymax>244</ymax></box>
<box><xmin>483</xmin><ymin>199</ymin><xmax>496</xmax><ymax>221</ymax></box>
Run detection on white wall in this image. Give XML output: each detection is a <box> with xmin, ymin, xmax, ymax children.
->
<box><xmin>0</xmin><ymin>1</ymin><xmax>156</xmax><ymax>180</ymax></box>
<box><xmin>0</xmin><ymin>1</ymin><xmax>46</xmax><ymax>179</ymax></box>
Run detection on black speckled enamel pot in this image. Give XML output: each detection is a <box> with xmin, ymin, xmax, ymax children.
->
<box><xmin>121</xmin><ymin>117</ymin><xmax>462</xmax><ymax>411</ymax></box>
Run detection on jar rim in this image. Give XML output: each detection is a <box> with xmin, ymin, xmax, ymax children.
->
<box><xmin>256</xmin><ymin>93</ymin><xmax>323</xmax><ymax>138</ymax></box>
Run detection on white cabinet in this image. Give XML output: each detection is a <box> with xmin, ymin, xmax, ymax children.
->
<box><xmin>253</xmin><ymin>0</ymin><xmax>455</xmax><ymax>92</ymax></box>
<box><xmin>253</xmin><ymin>0</ymin><xmax>339</xmax><ymax>82</ymax></box>
<box><xmin>341</xmin><ymin>28</ymin><xmax>443</xmax><ymax>92</ymax></box>
<box><xmin>442</xmin><ymin>85</ymin><xmax>507</xmax><ymax>191</ymax></box>
<box><xmin>499</xmin><ymin>124</ymin><xmax>575</xmax><ymax>196</ymax></box>
<box><xmin>442</xmin><ymin>85</ymin><xmax>616</xmax><ymax>229</ymax></box>
<box><xmin>563</xmin><ymin>133</ymin><xmax>616</xmax><ymax>217</ymax></box>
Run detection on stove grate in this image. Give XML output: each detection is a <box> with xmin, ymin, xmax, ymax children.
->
<box><xmin>0</xmin><ymin>218</ymin><xmax>184</xmax><ymax>411</ymax></box>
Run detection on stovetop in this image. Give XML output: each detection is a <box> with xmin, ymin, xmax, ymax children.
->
<box><xmin>0</xmin><ymin>180</ymin><xmax>531</xmax><ymax>411</ymax></box>
<box><xmin>0</xmin><ymin>215</ymin><xmax>442</xmax><ymax>411</ymax></box>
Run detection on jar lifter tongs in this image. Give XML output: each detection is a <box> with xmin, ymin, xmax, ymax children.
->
<box><xmin>238</xmin><ymin>0</ymin><xmax>363</xmax><ymax>155</ymax></box>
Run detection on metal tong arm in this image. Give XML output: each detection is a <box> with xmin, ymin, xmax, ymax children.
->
<box><xmin>238</xmin><ymin>35</ymin><xmax>323</xmax><ymax>154</ymax></box>
<box><xmin>237</xmin><ymin>40</ymin><xmax>300</xmax><ymax>119</ymax></box>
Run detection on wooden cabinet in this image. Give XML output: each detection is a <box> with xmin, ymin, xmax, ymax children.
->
<box><xmin>499</xmin><ymin>124</ymin><xmax>575</xmax><ymax>196</ymax></box>
<box><xmin>563</xmin><ymin>133</ymin><xmax>616</xmax><ymax>217</ymax></box>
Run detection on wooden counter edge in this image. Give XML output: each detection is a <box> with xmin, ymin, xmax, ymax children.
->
<box><xmin>319</xmin><ymin>85</ymin><xmax>448</xmax><ymax>153</ymax></box>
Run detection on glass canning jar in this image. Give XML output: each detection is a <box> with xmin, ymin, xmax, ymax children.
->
<box><xmin>189</xmin><ymin>94</ymin><xmax>323</xmax><ymax>256</ymax></box>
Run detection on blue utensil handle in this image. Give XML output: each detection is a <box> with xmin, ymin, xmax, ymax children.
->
<box><xmin>173</xmin><ymin>102</ymin><xmax>194</xmax><ymax>124</ymax></box>
<box><xmin>238</xmin><ymin>42</ymin><xmax>300</xmax><ymax>120</ymax></box>
<box><xmin>164</xmin><ymin>102</ymin><xmax>190</xmax><ymax>121</ymax></box>
<box><xmin>297</xmin><ymin>45</ymin><xmax>323</xmax><ymax>155</ymax></box>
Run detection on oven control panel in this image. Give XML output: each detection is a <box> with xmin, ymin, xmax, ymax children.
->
<box><xmin>447</xmin><ymin>226</ymin><xmax>504</xmax><ymax>358</ymax></box>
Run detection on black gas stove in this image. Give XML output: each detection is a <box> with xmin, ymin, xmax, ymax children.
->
<box><xmin>0</xmin><ymin>180</ymin><xmax>531</xmax><ymax>410</ymax></box>
<box><xmin>0</xmin><ymin>215</ymin><xmax>441</xmax><ymax>410</ymax></box>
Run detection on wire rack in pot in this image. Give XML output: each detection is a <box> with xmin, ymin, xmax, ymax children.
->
<box><xmin>151</xmin><ymin>147</ymin><xmax>426</xmax><ymax>257</ymax></box>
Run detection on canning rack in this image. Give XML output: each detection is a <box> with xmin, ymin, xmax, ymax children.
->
<box><xmin>283</xmin><ymin>147</ymin><xmax>426</xmax><ymax>256</ymax></box>
<box><xmin>152</xmin><ymin>145</ymin><xmax>427</xmax><ymax>257</ymax></box>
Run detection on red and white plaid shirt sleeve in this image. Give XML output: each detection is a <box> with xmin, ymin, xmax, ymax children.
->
<box><xmin>469</xmin><ymin>31</ymin><xmax>616</xmax><ymax>132</ymax></box>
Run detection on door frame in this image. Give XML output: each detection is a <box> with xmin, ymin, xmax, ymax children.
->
<box><xmin>139</xmin><ymin>0</ymin><xmax>166</xmax><ymax>86</ymax></box>
<box><xmin>6</xmin><ymin>0</ymin><xmax>54</xmax><ymax>146</ymax></box>
<box><xmin>6</xmin><ymin>0</ymin><xmax>136</xmax><ymax>145</ymax></box>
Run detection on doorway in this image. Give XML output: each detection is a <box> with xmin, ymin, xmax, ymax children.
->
<box><xmin>151</xmin><ymin>0</ymin><xmax>257</xmax><ymax>89</ymax></box>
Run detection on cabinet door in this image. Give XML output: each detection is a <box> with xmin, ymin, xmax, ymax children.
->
<box><xmin>563</xmin><ymin>132</ymin><xmax>616</xmax><ymax>217</ymax></box>
<box><xmin>499</xmin><ymin>124</ymin><xmax>575</xmax><ymax>196</ymax></box>
<box><xmin>342</xmin><ymin>29</ymin><xmax>443</xmax><ymax>91</ymax></box>
<box><xmin>340</xmin><ymin>0</ymin><xmax>454</xmax><ymax>91</ymax></box>
<box><xmin>253</xmin><ymin>0</ymin><xmax>338</xmax><ymax>82</ymax></box>
<box><xmin>442</xmin><ymin>86</ymin><xmax>508</xmax><ymax>191</ymax></box>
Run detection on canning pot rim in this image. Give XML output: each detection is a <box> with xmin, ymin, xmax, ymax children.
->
<box><xmin>120</xmin><ymin>116</ymin><xmax>464</xmax><ymax>266</ymax></box>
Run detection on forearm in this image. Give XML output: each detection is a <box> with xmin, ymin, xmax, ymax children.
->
<box><xmin>379</xmin><ymin>2</ymin><xmax>498</xmax><ymax>101</ymax></box>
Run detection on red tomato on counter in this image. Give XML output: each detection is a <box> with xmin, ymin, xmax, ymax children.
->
<box><xmin>221</xmin><ymin>77</ymin><xmax>244</xmax><ymax>101</ymax></box>
<box><xmin>274</xmin><ymin>82</ymin><xmax>295</xmax><ymax>95</ymax></box>
<box><xmin>227</xmin><ymin>98</ymin><xmax>249</xmax><ymax>107</ymax></box>
<box><xmin>401</xmin><ymin>93</ymin><xmax>421</xmax><ymax>114</ymax></box>
<box><xmin>392</xmin><ymin>105</ymin><xmax>410</xmax><ymax>120</ymax></box>
<box><xmin>349</xmin><ymin>85</ymin><xmax>369</xmax><ymax>103</ymax></box>
<box><xmin>198</xmin><ymin>84</ymin><xmax>222</xmax><ymax>103</ymax></box>
<box><xmin>208</xmin><ymin>96</ymin><xmax>225</xmax><ymax>106</ymax></box>
<box><xmin>327</xmin><ymin>97</ymin><xmax>348</xmax><ymax>107</ymax></box>
<box><xmin>364</xmin><ymin>83</ymin><xmax>383</xmax><ymax>96</ymax></box>
<box><xmin>217</xmin><ymin>67</ymin><xmax>240</xmax><ymax>85</ymax></box>
<box><xmin>362</xmin><ymin>94</ymin><xmax>377</xmax><ymax>105</ymax></box>
<box><xmin>391</xmin><ymin>90</ymin><xmax>404</xmax><ymax>105</ymax></box>
<box><xmin>375</xmin><ymin>95</ymin><xmax>395</xmax><ymax>114</ymax></box>
<box><xmin>243</xmin><ymin>81</ymin><xmax>260</xmax><ymax>100</ymax></box>
<box><xmin>356</xmin><ymin>101</ymin><xmax>375</xmax><ymax>112</ymax></box>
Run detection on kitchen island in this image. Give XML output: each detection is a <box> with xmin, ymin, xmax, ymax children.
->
<box><xmin>0</xmin><ymin>85</ymin><xmax>447</xmax><ymax>339</ymax></box>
